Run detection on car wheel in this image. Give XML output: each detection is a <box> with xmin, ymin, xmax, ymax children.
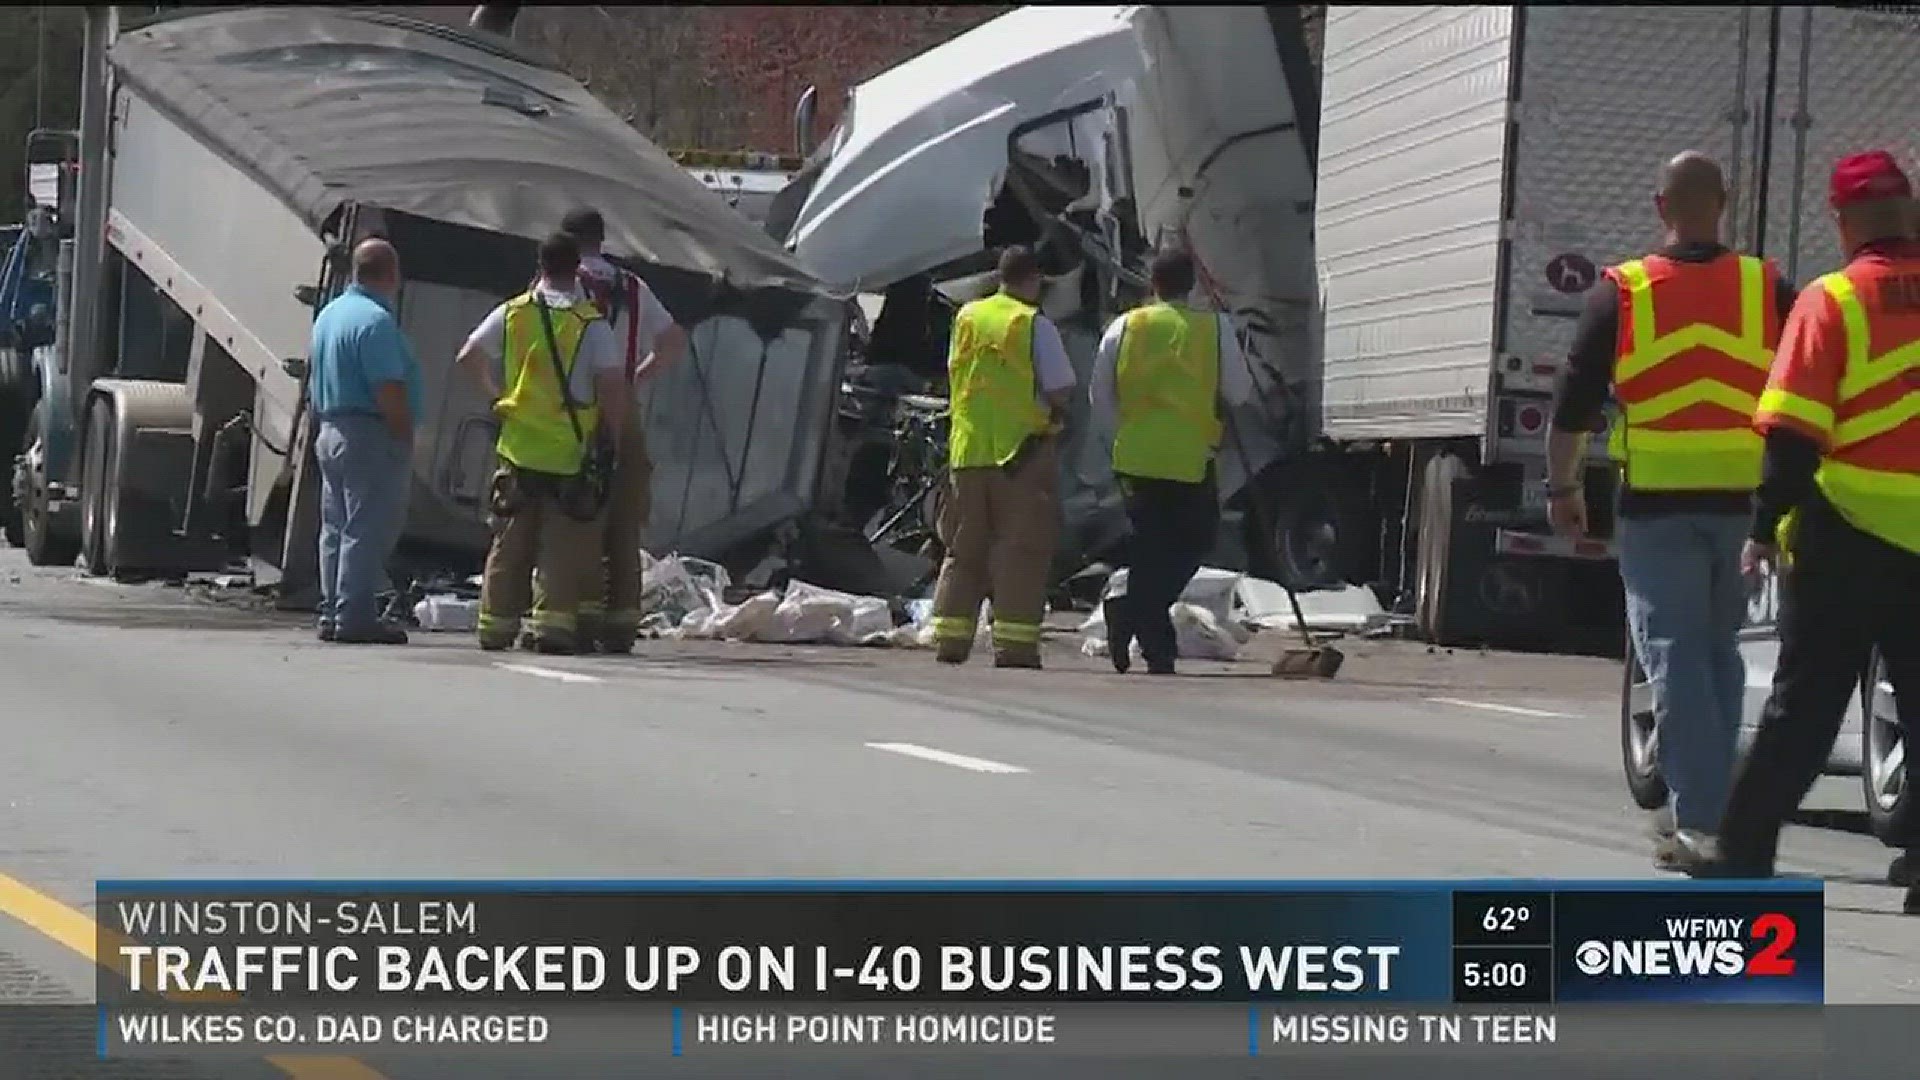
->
<box><xmin>1862</xmin><ymin>651</ymin><xmax>1913</xmax><ymax>845</ymax></box>
<box><xmin>1622</xmin><ymin>630</ymin><xmax>1669</xmax><ymax>810</ymax></box>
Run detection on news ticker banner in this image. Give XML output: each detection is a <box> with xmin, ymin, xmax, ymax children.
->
<box><xmin>93</xmin><ymin>880</ymin><xmax>1824</xmax><ymax>1058</ymax></box>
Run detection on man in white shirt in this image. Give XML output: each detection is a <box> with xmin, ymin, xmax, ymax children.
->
<box><xmin>455</xmin><ymin>232</ymin><xmax>628</xmax><ymax>654</ymax></box>
<box><xmin>557</xmin><ymin>207</ymin><xmax>688</xmax><ymax>653</ymax></box>
<box><xmin>1086</xmin><ymin>250</ymin><xmax>1246</xmax><ymax>674</ymax></box>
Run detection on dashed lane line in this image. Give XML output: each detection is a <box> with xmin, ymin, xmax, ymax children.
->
<box><xmin>495</xmin><ymin>662</ymin><xmax>605</xmax><ymax>684</ymax></box>
<box><xmin>865</xmin><ymin>742</ymin><xmax>1029</xmax><ymax>774</ymax></box>
<box><xmin>1424</xmin><ymin>696</ymin><xmax>1578</xmax><ymax>720</ymax></box>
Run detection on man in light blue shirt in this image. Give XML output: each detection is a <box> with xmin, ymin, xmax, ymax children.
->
<box><xmin>308</xmin><ymin>238</ymin><xmax>420</xmax><ymax>644</ymax></box>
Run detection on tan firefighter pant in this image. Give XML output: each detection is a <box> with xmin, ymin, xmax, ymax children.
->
<box><xmin>536</xmin><ymin>428</ymin><xmax>653</xmax><ymax>650</ymax></box>
<box><xmin>929</xmin><ymin>437</ymin><xmax>1059</xmax><ymax>663</ymax></box>
<box><xmin>478</xmin><ymin>466</ymin><xmax>600</xmax><ymax>650</ymax></box>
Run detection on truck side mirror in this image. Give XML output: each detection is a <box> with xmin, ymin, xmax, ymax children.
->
<box><xmin>292</xmin><ymin>284</ymin><xmax>320</xmax><ymax>307</ymax></box>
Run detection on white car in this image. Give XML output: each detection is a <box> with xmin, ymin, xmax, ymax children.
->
<box><xmin>1621</xmin><ymin>567</ymin><xmax>1912</xmax><ymax>846</ymax></box>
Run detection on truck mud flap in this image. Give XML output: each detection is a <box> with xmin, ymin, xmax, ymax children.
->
<box><xmin>1428</xmin><ymin>475</ymin><xmax>1621</xmax><ymax>653</ymax></box>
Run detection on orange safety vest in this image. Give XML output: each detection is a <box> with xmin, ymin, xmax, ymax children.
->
<box><xmin>1753</xmin><ymin>243</ymin><xmax>1920</xmax><ymax>555</ymax></box>
<box><xmin>1605</xmin><ymin>253</ymin><xmax>1781</xmax><ymax>491</ymax></box>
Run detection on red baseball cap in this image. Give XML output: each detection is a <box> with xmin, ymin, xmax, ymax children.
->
<box><xmin>1829</xmin><ymin>150</ymin><xmax>1912</xmax><ymax>209</ymax></box>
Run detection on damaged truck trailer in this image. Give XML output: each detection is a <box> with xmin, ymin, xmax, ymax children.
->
<box><xmin>2</xmin><ymin>5</ymin><xmax>847</xmax><ymax>604</ymax></box>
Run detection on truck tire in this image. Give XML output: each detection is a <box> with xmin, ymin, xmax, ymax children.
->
<box><xmin>1862</xmin><ymin>651</ymin><xmax>1915</xmax><ymax>845</ymax></box>
<box><xmin>1621</xmin><ymin>629</ymin><xmax>1670</xmax><ymax>810</ymax></box>
<box><xmin>79</xmin><ymin>383</ymin><xmax>199</xmax><ymax>579</ymax></box>
<box><xmin>1242</xmin><ymin>457</ymin><xmax>1364</xmax><ymax>591</ymax></box>
<box><xmin>0</xmin><ymin>348</ymin><xmax>34</xmax><ymax>547</ymax></box>
<box><xmin>17</xmin><ymin>407</ymin><xmax>79</xmax><ymax>566</ymax></box>
<box><xmin>78</xmin><ymin>395</ymin><xmax>116</xmax><ymax>575</ymax></box>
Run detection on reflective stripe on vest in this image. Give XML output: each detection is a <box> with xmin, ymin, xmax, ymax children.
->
<box><xmin>495</xmin><ymin>294</ymin><xmax>602</xmax><ymax>475</ymax></box>
<box><xmin>947</xmin><ymin>291</ymin><xmax>1050</xmax><ymax>469</ymax></box>
<box><xmin>1756</xmin><ymin>269</ymin><xmax>1920</xmax><ymax>555</ymax></box>
<box><xmin>1112</xmin><ymin>303</ymin><xmax>1222</xmax><ymax>483</ymax></box>
<box><xmin>1604</xmin><ymin>254</ymin><xmax>1776</xmax><ymax>492</ymax></box>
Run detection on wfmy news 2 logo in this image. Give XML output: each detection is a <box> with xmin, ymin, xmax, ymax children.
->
<box><xmin>1556</xmin><ymin>889</ymin><xmax>1823</xmax><ymax>1004</ymax></box>
<box><xmin>1573</xmin><ymin>913</ymin><xmax>1797</xmax><ymax>978</ymax></box>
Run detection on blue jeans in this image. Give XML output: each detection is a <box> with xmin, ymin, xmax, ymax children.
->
<box><xmin>1617</xmin><ymin>511</ymin><xmax>1750</xmax><ymax>831</ymax></box>
<box><xmin>316</xmin><ymin>416</ymin><xmax>409</xmax><ymax>633</ymax></box>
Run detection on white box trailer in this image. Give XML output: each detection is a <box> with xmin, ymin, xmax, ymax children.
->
<box><xmin>5</xmin><ymin>6</ymin><xmax>847</xmax><ymax>601</ymax></box>
<box><xmin>1310</xmin><ymin>4</ymin><xmax>1920</xmax><ymax>648</ymax></box>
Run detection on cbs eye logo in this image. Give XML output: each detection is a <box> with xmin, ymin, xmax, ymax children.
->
<box><xmin>1574</xmin><ymin>941</ymin><xmax>1610</xmax><ymax>976</ymax></box>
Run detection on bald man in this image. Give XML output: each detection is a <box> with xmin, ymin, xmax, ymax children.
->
<box><xmin>308</xmin><ymin>237</ymin><xmax>421</xmax><ymax>645</ymax></box>
<box><xmin>1546</xmin><ymin>152</ymin><xmax>1796</xmax><ymax>869</ymax></box>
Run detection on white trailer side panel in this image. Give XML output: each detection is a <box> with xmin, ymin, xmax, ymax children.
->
<box><xmin>1764</xmin><ymin>6</ymin><xmax>1920</xmax><ymax>288</ymax></box>
<box><xmin>1490</xmin><ymin>5</ymin><xmax>1764</xmax><ymax>463</ymax></box>
<box><xmin>1315</xmin><ymin>5</ymin><xmax>1514</xmax><ymax>440</ymax></box>
<box><xmin>107</xmin><ymin>86</ymin><xmax>325</xmax><ymax>521</ymax></box>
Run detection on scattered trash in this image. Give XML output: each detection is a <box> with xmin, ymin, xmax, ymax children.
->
<box><xmin>640</xmin><ymin>551</ymin><xmax>733</xmax><ymax>626</ymax></box>
<box><xmin>1079</xmin><ymin>569</ymin><xmax>1251</xmax><ymax>662</ymax></box>
<box><xmin>677</xmin><ymin>579</ymin><xmax>896</xmax><ymax>647</ymax></box>
<box><xmin>1234</xmin><ymin>579</ymin><xmax>1388</xmax><ymax>633</ymax></box>
<box><xmin>413</xmin><ymin>594</ymin><xmax>480</xmax><ymax>633</ymax></box>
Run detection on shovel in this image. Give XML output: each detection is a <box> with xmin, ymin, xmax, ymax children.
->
<box><xmin>1216</xmin><ymin>373</ymin><xmax>1344</xmax><ymax>680</ymax></box>
<box><xmin>1269</xmin><ymin>577</ymin><xmax>1344</xmax><ymax>679</ymax></box>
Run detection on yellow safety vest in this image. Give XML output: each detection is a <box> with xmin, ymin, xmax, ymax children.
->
<box><xmin>1603</xmin><ymin>254</ymin><xmax>1778</xmax><ymax>491</ymax></box>
<box><xmin>494</xmin><ymin>293</ymin><xmax>602</xmax><ymax>476</ymax></box>
<box><xmin>946</xmin><ymin>290</ymin><xmax>1050</xmax><ymax>469</ymax></box>
<box><xmin>1112</xmin><ymin>302</ymin><xmax>1222</xmax><ymax>483</ymax></box>
<box><xmin>1753</xmin><ymin>261</ymin><xmax>1920</xmax><ymax>556</ymax></box>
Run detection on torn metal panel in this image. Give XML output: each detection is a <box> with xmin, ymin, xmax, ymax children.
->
<box><xmin>783</xmin><ymin>5</ymin><xmax>1147</xmax><ymax>291</ymax></box>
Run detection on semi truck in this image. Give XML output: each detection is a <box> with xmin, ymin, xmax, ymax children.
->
<box><xmin>770</xmin><ymin>5</ymin><xmax>1327</xmax><ymax>582</ymax></box>
<box><xmin>1310</xmin><ymin>4</ymin><xmax>1920</xmax><ymax>649</ymax></box>
<box><xmin>0</xmin><ymin>5</ymin><xmax>846</xmax><ymax>602</ymax></box>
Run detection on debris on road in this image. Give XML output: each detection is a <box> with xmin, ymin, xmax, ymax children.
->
<box><xmin>1077</xmin><ymin>568</ymin><xmax>1389</xmax><ymax>662</ymax></box>
<box><xmin>679</xmin><ymin>579</ymin><xmax>898</xmax><ymax>647</ymax></box>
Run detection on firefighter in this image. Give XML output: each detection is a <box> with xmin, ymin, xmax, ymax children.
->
<box><xmin>1088</xmin><ymin>249</ymin><xmax>1245</xmax><ymax>675</ymax></box>
<box><xmin>529</xmin><ymin>207</ymin><xmax>686</xmax><ymax>654</ymax></box>
<box><xmin>928</xmin><ymin>246</ymin><xmax>1077</xmax><ymax>669</ymax></box>
<box><xmin>1546</xmin><ymin>151</ymin><xmax>1797</xmax><ymax>869</ymax></box>
<box><xmin>455</xmin><ymin>232</ymin><xmax>628</xmax><ymax>653</ymax></box>
<box><xmin>1690</xmin><ymin>151</ymin><xmax>1920</xmax><ymax>912</ymax></box>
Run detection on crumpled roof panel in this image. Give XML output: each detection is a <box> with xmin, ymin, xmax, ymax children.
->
<box><xmin>108</xmin><ymin>6</ymin><xmax>835</xmax><ymax>300</ymax></box>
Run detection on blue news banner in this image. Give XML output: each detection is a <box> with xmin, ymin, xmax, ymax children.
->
<box><xmin>92</xmin><ymin>880</ymin><xmax>1824</xmax><ymax>1060</ymax></box>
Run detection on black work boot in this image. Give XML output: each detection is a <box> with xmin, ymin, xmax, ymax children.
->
<box><xmin>334</xmin><ymin>622</ymin><xmax>408</xmax><ymax>645</ymax></box>
<box><xmin>934</xmin><ymin>639</ymin><xmax>971</xmax><ymax>665</ymax></box>
<box><xmin>316</xmin><ymin>620</ymin><xmax>336</xmax><ymax>642</ymax></box>
<box><xmin>1102</xmin><ymin>597</ymin><xmax>1133</xmax><ymax>674</ymax></box>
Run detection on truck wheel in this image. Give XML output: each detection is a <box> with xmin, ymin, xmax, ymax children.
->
<box><xmin>1862</xmin><ymin>652</ymin><xmax>1914</xmax><ymax>845</ymax></box>
<box><xmin>17</xmin><ymin>407</ymin><xmax>79</xmax><ymax>566</ymax></box>
<box><xmin>1621</xmin><ymin>629</ymin><xmax>1670</xmax><ymax>810</ymax></box>
<box><xmin>1242</xmin><ymin>457</ymin><xmax>1366</xmax><ymax>591</ymax></box>
<box><xmin>0</xmin><ymin>348</ymin><xmax>33</xmax><ymax>547</ymax></box>
<box><xmin>79</xmin><ymin>396</ymin><xmax>116</xmax><ymax>575</ymax></box>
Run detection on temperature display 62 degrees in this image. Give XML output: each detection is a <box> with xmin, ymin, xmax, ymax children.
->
<box><xmin>1452</xmin><ymin>891</ymin><xmax>1553</xmax><ymax>947</ymax></box>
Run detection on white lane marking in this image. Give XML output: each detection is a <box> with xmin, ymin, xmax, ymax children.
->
<box><xmin>1425</xmin><ymin>697</ymin><xmax>1575</xmax><ymax>719</ymax></box>
<box><xmin>496</xmin><ymin>662</ymin><xmax>604</xmax><ymax>684</ymax></box>
<box><xmin>865</xmin><ymin>742</ymin><xmax>1028</xmax><ymax>774</ymax></box>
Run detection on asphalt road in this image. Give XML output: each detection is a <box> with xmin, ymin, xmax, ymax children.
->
<box><xmin>0</xmin><ymin>547</ymin><xmax>1914</xmax><ymax>1079</ymax></box>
